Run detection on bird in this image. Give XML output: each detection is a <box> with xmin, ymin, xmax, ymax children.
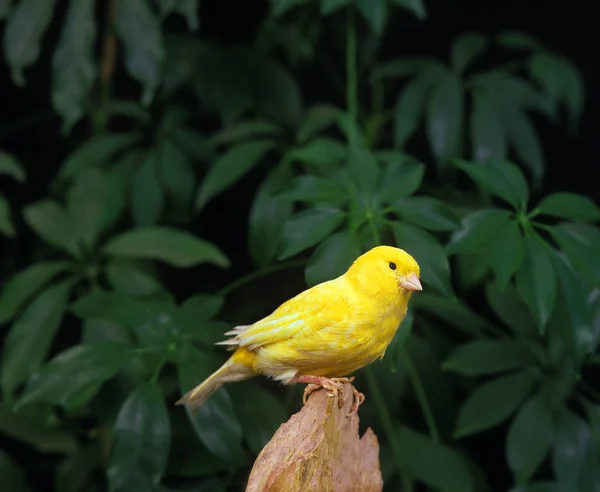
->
<box><xmin>176</xmin><ymin>245</ymin><xmax>422</xmax><ymax>414</ymax></box>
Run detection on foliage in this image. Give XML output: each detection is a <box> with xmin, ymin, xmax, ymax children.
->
<box><xmin>1</xmin><ymin>0</ymin><xmax>599</xmax><ymax>491</ymax></box>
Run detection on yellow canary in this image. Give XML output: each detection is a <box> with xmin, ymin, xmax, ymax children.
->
<box><xmin>177</xmin><ymin>245</ymin><xmax>422</xmax><ymax>412</ymax></box>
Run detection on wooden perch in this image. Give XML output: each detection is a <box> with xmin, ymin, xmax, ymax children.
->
<box><xmin>246</xmin><ymin>383</ymin><xmax>383</xmax><ymax>492</ymax></box>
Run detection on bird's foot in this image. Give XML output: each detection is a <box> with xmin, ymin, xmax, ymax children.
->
<box><xmin>295</xmin><ymin>375</ymin><xmax>365</xmax><ymax>414</ymax></box>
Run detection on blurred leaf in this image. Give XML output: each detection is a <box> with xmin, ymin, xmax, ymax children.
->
<box><xmin>51</xmin><ymin>0</ymin><xmax>96</xmax><ymax>131</ymax></box>
<box><xmin>562</xmin><ymin>58</ymin><xmax>585</xmax><ymax>132</ymax></box>
<box><xmin>397</xmin><ymin>425</ymin><xmax>474</xmax><ymax>492</ymax></box>
<box><xmin>1</xmin><ymin>281</ymin><xmax>71</xmax><ymax>400</ymax></box>
<box><xmin>108</xmin><ymin>382</ymin><xmax>170</xmax><ymax>491</ymax></box>
<box><xmin>173</xmin><ymin>0</ymin><xmax>199</xmax><ymax>30</ymax></box>
<box><xmin>392</xmin><ymin>196</ymin><xmax>459</xmax><ymax>231</ymax></box>
<box><xmin>305</xmin><ymin>230</ymin><xmax>361</xmax><ymax>286</ymax></box>
<box><xmin>196</xmin><ymin>140</ymin><xmax>274</xmax><ymax>210</ymax></box>
<box><xmin>506</xmin><ymin>394</ymin><xmax>554</xmax><ymax>482</ymax></box>
<box><xmin>180</xmin><ymin>295</ymin><xmax>223</xmax><ymax>322</ymax></box>
<box><xmin>537</xmin><ymin>192</ymin><xmax>600</xmax><ymax>222</ymax></box>
<box><xmin>451</xmin><ymin>32</ymin><xmax>488</xmax><ymax>73</ymax></box>
<box><xmin>0</xmin><ymin>403</ymin><xmax>77</xmax><ymax>453</ymax></box>
<box><xmin>454</xmin><ymin>159</ymin><xmax>529</xmax><ymax>209</ymax></box>
<box><xmin>377</xmin><ymin>152</ymin><xmax>424</xmax><ymax>201</ymax></box>
<box><xmin>278</xmin><ymin>207</ymin><xmax>346</xmax><ymax>260</ymax></box>
<box><xmin>230</xmin><ymin>383</ymin><xmax>288</xmax><ymax>454</ymax></box>
<box><xmin>510</xmin><ymin>483</ymin><xmax>573</xmax><ymax>492</ymax></box>
<box><xmin>530</xmin><ymin>53</ymin><xmax>564</xmax><ymax>107</ymax></box>
<box><xmin>177</xmin><ymin>296</ymin><xmax>225</xmax><ymax>344</ymax></box>
<box><xmin>426</xmin><ymin>73</ymin><xmax>464</xmax><ymax>162</ymax></box>
<box><xmin>516</xmin><ymin>235</ymin><xmax>557</xmax><ymax>332</ymax></box>
<box><xmin>487</xmin><ymin>220</ymin><xmax>525</xmax><ymax>288</ymax></box>
<box><xmin>394</xmin><ymin>66</ymin><xmax>443</xmax><ymax>148</ymax></box>
<box><xmin>3</xmin><ymin>0</ymin><xmax>56</xmax><ymax>86</ymax></box>
<box><xmin>348</xmin><ymin>143</ymin><xmax>379</xmax><ymax>195</ymax></box>
<box><xmin>357</xmin><ymin>0</ymin><xmax>387</xmax><ymax>35</ymax></box>
<box><xmin>16</xmin><ymin>342</ymin><xmax>129</xmax><ymax>410</ymax></box>
<box><xmin>320</xmin><ymin>0</ymin><xmax>352</xmax><ymax>15</ymax></box>
<box><xmin>159</xmin><ymin>139</ymin><xmax>196</xmax><ymax>208</ymax></box>
<box><xmin>59</xmin><ymin>133</ymin><xmax>139</xmax><ymax>179</ymax></box>
<box><xmin>288</xmin><ymin>138</ymin><xmax>347</xmax><ymax>172</ymax></box>
<box><xmin>454</xmin><ymin>370</ymin><xmax>536</xmax><ymax>438</ymax></box>
<box><xmin>444</xmin><ymin>340</ymin><xmax>531</xmax><ymax>376</ymax></box>
<box><xmin>24</xmin><ymin>200</ymin><xmax>80</xmax><ymax>256</ymax></box>
<box><xmin>277</xmin><ymin>175</ymin><xmax>347</xmax><ymax>205</ymax></box>
<box><xmin>0</xmin><ymin>150</ymin><xmax>26</xmax><ymax>181</ymax></box>
<box><xmin>0</xmin><ymin>194</ymin><xmax>15</xmax><ymax>237</ymax></box>
<box><xmin>248</xmin><ymin>162</ymin><xmax>293</xmax><ymax>266</ymax></box>
<box><xmin>0</xmin><ymin>261</ymin><xmax>69</xmax><ymax>325</ymax></box>
<box><xmin>497</xmin><ymin>31</ymin><xmax>542</xmax><ymax>51</ymax></box>
<box><xmin>551</xmin><ymin>223</ymin><xmax>600</xmax><ymax>286</ymax></box>
<box><xmin>485</xmin><ymin>282</ymin><xmax>537</xmax><ymax>336</ymax></box>
<box><xmin>0</xmin><ymin>0</ymin><xmax>14</xmax><ymax>19</ymax></box>
<box><xmin>296</xmin><ymin>105</ymin><xmax>340</xmax><ymax>143</ymax></box>
<box><xmin>552</xmin><ymin>409</ymin><xmax>593</xmax><ymax>489</ymax></box>
<box><xmin>55</xmin><ymin>446</ymin><xmax>101</xmax><ymax>492</ymax></box>
<box><xmin>70</xmin><ymin>291</ymin><xmax>148</xmax><ymax>327</ymax></box>
<box><xmin>104</xmin><ymin>227</ymin><xmax>230</xmax><ymax>268</ymax></box>
<box><xmin>272</xmin><ymin>0</ymin><xmax>310</xmax><ymax>16</ymax></box>
<box><xmin>178</xmin><ymin>353</ymin><xmax>245</xmax><ymax>462</ymax></box>
<box><xmin>255</xmin><ymin>59</ymin><xmax>302</xmax><ymax>127</ymax></box>
<box><xmin>447</xmin><ymin>209</ymin><xmax>511</xmax><ymax>255</ymax></box>
<box><xmin>106</xmin><ymin>262</ymin><xmax>163</xmax><ymax>297</ymax></box>
<box><xmin>470</xmin><ymin>90</ymin><xmax>506</xmax><ymax>161</ymax></box>
<box><xmin>373</xmin><ymin>57</ymin><xmax>435</xmax><ymax>80</ymax></box>
<box><xmin>115</xmin><ymin>0</ymin><xmax>164</xmax><ymax>105</ymax></box>
<box><xmin>132</xmin><ymin>150</ymin><xmax>164</xmax><ymax>226</ymax></box>
<box><xmin>208</xmin><ymin>120</ymin><xmax>280</xmax><ymax>148</ymax></box>
<box><xmin>67</xmin><ymin>168</ymin><xmax>111</xmax><ymax>247</ymax></box>
<box><xmin>392</xmin><ymin>223</ymin><xmax>453</xmax><ymax>296</ymax></box>
<box><xmin>392</xmin><ymin>0</ymin><xmax>426</xmax><ymax>19</ymax></box>
<box><xmin>0</xmin><ymin>450</ymin><xmax>31</xmax><ymax>492</ymax></box>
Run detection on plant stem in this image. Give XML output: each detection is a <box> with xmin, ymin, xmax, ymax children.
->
<box><xmin>218</xmin><ymin>260</ymin><xmax>305</xmax><ymax>297</ymax></box>
<box><xmin>346</xmin><ymin>6</ymin><xmax>358</xmax><ymax>142</ymax></box>
<box><xmin>93</xmin><ymin>0</ymin><xmax>117</xmax><ymax>133</ymax></box>
<box><xmin>151</xmin><ymin>349</ymin><xmax>171</xmax><ymax>383</ymax></box>
<box><xmin>399</xmin><ymin>349</ymin><xmax>441</xmax><ymax>443</ymax></box>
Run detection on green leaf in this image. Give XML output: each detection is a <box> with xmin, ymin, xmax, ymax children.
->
<box><xmin>485</xmin><ymin>282</ymin><xmax>536</xmax><ymax>336</ymax></box>
<box><xmin>104</xmin><ymin>227</ymin><xmax>230</xmax><ymax>268</ymax></box>
<box><xmin>3</xmin><ymin>0</ymin><xmax>56</xmax><ymax>86</ymax></box>
<box><xmin>444</xmin><ymin>340</ymin><xmax>531</xmax><ymax>376</ymax></box>
<box><xmin>516</xmin><ymin>235</ymin><xmax>557</xmax><ymax>333</ymax></box>
<box><xmin>562</xmin><ymin>58</ymin><xmax>585</xmax><ymax>132</ymax></box>
<box><xmin>229</xmin><ymin>383</ymin><xmax>288</xmax><ymax>454</ymax></box>
<box><xmin>506</xmin><ymin>394</ymin><xmax>554</xmax><ymax>482</ymax></box>
<box><xmin>392</xmin><ymin>0</ymin><xmax>426</xmax><ymax>19</ymax></box>
<box><xmin>357</xmin><ymin>0</ymin><xmax>387</xmax><ymax>35</ymax></box>
<box><xmin>487</xmin><ymin>220</ymin><xmax>524</xmax><ymax>288</ymax></box>
<box><xmin>305</xmin><ymin>230</ymin><xmax>361</xmax><ymax>286</ymax></box>
<box><xmin>426</xmin><ymin>73</ymin><xmax>464</xmax><ymax>162</ymax></box>
<box><xmin>24</xmin><ymin>200</ymin><xmax>80</xmax><ymax>256</ymax></box>
<box><xmin>537</xmin><ymin>192</ymin><xmax>600</xmax><ymax>222</ymax></box>
<box><xmin>451</xmin><ymin>32</ymin><xmax>488</xmax><ymax>74</ymax></box>
<box><xmin>106</xmin><ymin>262</ymin><xmax>163</xmax><ymax>297</ymax></box>
<box><xmin>255</xmin><ymin>59</ymin><xmax>302</xmax><ymax>128</ymax></box>
<box><xmin>0</xmin><ymin>450</ymin><xmax>31</xmax><ymax>492</ymax></box>
<box><xmin>530</xmin><ymin>53</ymin><xmax>564</xmax><ymax>107</ymax></box>
<box><xmin>55</xmin><ymin>446</ymin><xmax>101</xmax><ymax>492</ymax></box>
<box><xmin>288</xmin><ymin>138</ymin><xmax>347</xmax><ymax>173</ymax></box>
<box><xmin>454</xmin><ymin>159</ymin><xmax>528</xmax><ymax>209</ymax></box>
<box><xmin>348</xmin><ymin>143</ymin><xmax>379</xmax><ymax>195</ymax></box>
<box><xmin>552</xmin><ymin>409</ymin><xmax>593</xmax><ymax>488</ymax></box>
<box><xmin>0</xmin><ymin>261</ymin><xmax>70</xmax><ymax>325</ymax></box>
<box><xmin>132</xmin><ymin>150</ymin><xmax>164</xmax><ymax>226</ymax></box>
<box><xmin>108</xmin><ymin>382</ymin><xmax>170</xmax><ymax>491</ymax></box>
<box><xmin>277</xmin><ymin>175</ymin><xmax>347</xmax><ymax>205</ymax></box>
<box><xmin>70</xmin><ymin>291</ymin><xmax>148</xmax><ymax>328</ymax></box>
<box><xmin>196</xmin><ymin>140</ymin><xmax>274</xmax><ymax>210</ymax></box>
<box><xmin>397</xmin><ymin>425</ymin><xmax>474</xmax><ymax>492</ymax></box>
<box><xmin>208</xmin><ymin>120</ymin><xmax>280</xmax><ymax>148</ymax></box>
<box><xmin>278</xmin><ymin>207</ymin><xmax>346</xmax><ymax>260</ymax></box>
<box><xmin>296</xmin><ymin>105</ymin><xmax>340</xmax><ymax>143</ymax></box>
<box><xmin>392</xmin><ymin>196</ymin><xmax>459</xmax><ymax>231</ymax></box>
<box><xmin>59</xmin><ymin>133</ymin><xmax>140</xmax><ymax>179</ymax></box>
<box><xmin>51</xmin><ymin>0</ymin><xmax>96</xmax><ymax>131</ymax></box>
<box><xmin>115</xmin><ymin>0</ymin><xmax>164</xmax><ymax>105</ymax></box>
<box><xmin>1</xmin><ymin>281</ymin><xmax>71</xmax><ymax>400</ymax></box>
<box><xmin>272</xmin><ymin>0</ymin><xmax>310</xmax><ymax>16</ymax></box>
<box><xmin>376</xmin><ymin>152</ymin><xmax>424</xmax><ymax>201</ymax></box>
<box><xmin>510</xmin><ymin>483</ymin><xmax>576</xmax><ymax>492</ymax></box>
<box><xmin>0</xmin><ymin>0</ymin><xmax>15</xmax><ymax>19</ymax></box>
<box><xmin>178</xmin><ymin>352</ymin><xmax>245</xmax><ymax>462</ymax></box>
<box><xmin>320</xmin><ymin>0</ymin><xmax>352</xmax><ymax>15</ymax></box>
<box><xmin>447</xmin><ymin>209</ymin><xmax>511</xmax><ymax>255</ymax></box>
<box><xmin>0</xmin><ymin>194</ymin><xmax>15</xmax><ymax>237</ymax></box>
<box><xmin>158</xmin><ymin>139</ymin><xmax>196</xmax><ymax>208</ymax></box>
<box><xmin>0</xmin><ymin>150</ymin><xmax>26</xmax><ymax>181</ymax></box>
<box><xmin>550</xmin><ymin>223</ymin><xmax>600</xmax><ymax>286</ymax></box>
<box><xmin>67</xmin><ymin>168</ymin><xmax>111</xmax><ymax>247</ymax></box>
<box><xmin>497</xmin><ymin>31</ymin><xmax>542</xmax><ymax>51</ymax></box>
<box><xmin>454</xmin><ymin>370</ymin><xmax>536</xmax><ymax>438</ymax></box>
<box><xmin>394</xmin><ymin>66</ymin><xmax>443</xmax><ymax>148</ymax></box>
<box><xmin>470</xmin><ymin>90</ymin><xmax>506</xmax><ymax>161</ymax></box>
<box><xmin>16</xmin><ymin>342</ymin><xmax>129</xmax><ymax>410</ymax></box>
<box><xmin>173</xmin><ymin>0</ymin><xmax>199</xmax><ymax>30</ymax></box>
<box><xmin>373</xmin><ymin>57</ymin><xmax>434</xmax><ymax>80</ymax></box>
<box><xmin>392</xmin><ymin>223</ymin><xmax>453</xmax><ymax>296</ymax></box>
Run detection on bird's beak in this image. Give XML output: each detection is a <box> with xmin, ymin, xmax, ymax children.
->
<box><xmin>400</xmin><ymin>273</ymin><xmax>423</xmax><ymax>292</ymax></box>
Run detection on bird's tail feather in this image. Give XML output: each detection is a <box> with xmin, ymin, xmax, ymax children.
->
<box><xmin>176</xmin><ymin>357</ymin><xmax>252</xmax><ymax>411</ymax></box>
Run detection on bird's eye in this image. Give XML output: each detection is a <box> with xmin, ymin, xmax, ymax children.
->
<box><xmin>389</xmin><ymin>262</ymin><xmax>397</xmax><ymax>270</ymax></box>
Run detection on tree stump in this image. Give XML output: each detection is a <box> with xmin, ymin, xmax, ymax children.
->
<box><xmin>246</xmin><ymin>382</ymin><xmax>383</xmax><ymax>492</ymax></box>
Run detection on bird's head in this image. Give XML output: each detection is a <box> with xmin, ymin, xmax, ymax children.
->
<box><xmin>346</xmin><ymin>245</ymin><xmax>422</xmax><ymax>301</ymax></box>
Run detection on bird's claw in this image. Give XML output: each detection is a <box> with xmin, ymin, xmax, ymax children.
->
<box><xmin>297</xmin><ymin>375</ymin><xmax>365</xmax><ymax>415</ymax></box>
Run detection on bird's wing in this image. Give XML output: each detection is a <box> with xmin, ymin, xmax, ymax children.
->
<box><xmin>218</xmin><ymin>279</ymin><xmax>352</xmax><ymax>351</ymax></box>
